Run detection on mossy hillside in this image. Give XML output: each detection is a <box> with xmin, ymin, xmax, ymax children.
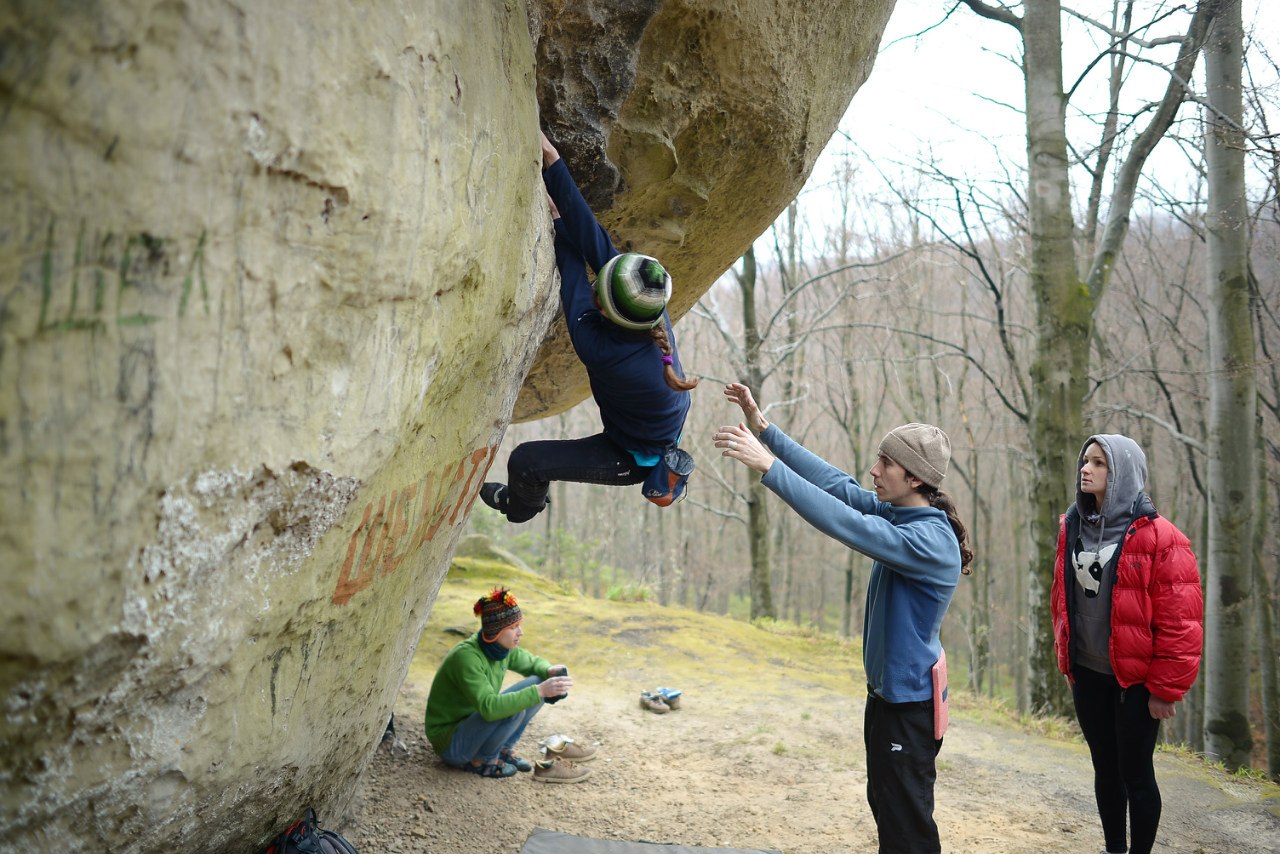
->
<box><xmin>403</xmin><ymin>553</ymin><xmax>1280</xmax><ymax>813</ymax></box>
<box><xmin>408</xmin><ymin>548</ymin><xmax>1059</xmax><ymax>735</ymax></box>
<box><xmin>407</xmin><ymin>555</ymin><xmax>866</xmax><ymax>705</ymax></box>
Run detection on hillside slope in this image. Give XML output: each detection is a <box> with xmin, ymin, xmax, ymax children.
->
<box><xmin>347</xmin><ymin>556</ymin><xmax>1280</xmax><ymax>853</ymax></box>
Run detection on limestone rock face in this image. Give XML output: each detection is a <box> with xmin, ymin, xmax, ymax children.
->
<box><xmin>0</xmin><ymin>0</ymin><xmax>892</xmax><ymax>851</ymax></box>
<box><xmin>0</xmin><ymin>1</ymin><xmax>555</xmax><ymax>850</ymax></box>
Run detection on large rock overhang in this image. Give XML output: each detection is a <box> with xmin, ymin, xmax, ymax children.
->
<box><xmin>518</xmin><ymin>0</ymin><xmax>895</xmax><ymax>420</ymax></box>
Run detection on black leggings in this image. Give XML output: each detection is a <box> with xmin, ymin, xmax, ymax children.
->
<box><xmin>1071</xmin><ymin>667</ymin><xmax>1163</xmax><ymax>854</ymax></box>
<box><xmin>504</xmin><ymin>433</ymin><xmax>650</xmax><ymax>522</ymax></box>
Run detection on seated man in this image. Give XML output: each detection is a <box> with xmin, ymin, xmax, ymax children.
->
<box><xmin>424</xmin><ymin>587</ymin><xmax>590</xmax><ymax>782</ymax></box>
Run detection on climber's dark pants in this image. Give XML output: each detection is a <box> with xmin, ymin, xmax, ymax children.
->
<box><xmin>505</xmin><ymin>433</ymin><xmax>650</xmax><ymax>522</ymax></box>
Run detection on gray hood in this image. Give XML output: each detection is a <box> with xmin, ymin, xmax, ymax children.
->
<box><xmin>1075</xmin><ymin>434</ymin><xmax>1147</xmax><ymax>550</ymax></box>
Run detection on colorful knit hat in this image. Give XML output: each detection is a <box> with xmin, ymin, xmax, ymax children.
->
<box><xmin>878</xmin><ymin>423</ymin><xmax>951</xmax><ymax>488</ymax></box>
<box><xmin>595</xmin><ymin>252</ymin><xmax>671</xmax><ymax>331</ymax></box>
<box><xmin>475</xmin><ymin>587</ymin><xmax>522</xmax><ymax>641</ymax></box>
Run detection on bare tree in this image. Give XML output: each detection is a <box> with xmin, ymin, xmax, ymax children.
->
<box><xmin>959</xmin><ymin>0</ymin><xmax>1220</xmax><ymax>713</ymax></box>
<box><xmin>1244</xmin><ymin>35</ymin><xmax>1280</xmax><ymax>783</ymax></box>
<box><xmin>1202</xmin><ymin>0</ymin><xmax>1256</xmax><ymax>772</ymax></box>
<box><xmin>736</xmin><ymin>248</ymin><xmax>777</xmax><ymax>621</ymax></box>
<box><xmin>693</xmin><ymin>247</ymin><xmax>776</xmax><ymax>620</ymax></box>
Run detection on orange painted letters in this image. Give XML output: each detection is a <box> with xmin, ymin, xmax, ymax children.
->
<box><xmin>331</xmin><ymin>444</ymin><xmax>496</xmax><ymax>605</ymax></box>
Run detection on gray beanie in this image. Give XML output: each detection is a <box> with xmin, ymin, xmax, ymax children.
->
<box><xmin>878</xmin><ymin>423</ymin><xmax>950</xmax><ymax>488</ymax></box>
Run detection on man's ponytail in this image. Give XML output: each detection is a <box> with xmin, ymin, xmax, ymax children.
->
<box><xmin>921</xmin><ymin>486</ymin><xmax>974</xmax><ymax>575</ymax></box>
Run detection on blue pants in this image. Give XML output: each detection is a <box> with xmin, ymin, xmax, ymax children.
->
<box><xmin>440</xmin><ymin>676</ymin><xmax>544</xmax><ymax>766</ymax></box>
<box><xmin>864</xmin><ymin>692</ymin><xmax>942</xmax><ymax>854</ymax></box>
<box><xmin>1072</xmin><ymin>666</ymin><xmax>1162</xmax><ymax>854</ymax></box>
<box><xmin>505</xmin><ymin>433</ymin><xmax>649</xmax><ymax>522</ymax></box>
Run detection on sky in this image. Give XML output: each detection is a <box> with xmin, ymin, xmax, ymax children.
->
<box><xmin>789</xmin><ymin>0</ymin><xmax>1280</xmax><ymax>233</ymax></box>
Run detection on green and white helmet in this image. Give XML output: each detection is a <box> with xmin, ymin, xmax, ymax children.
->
<box><xmin>595</xmin><ymin>252</ymin><xmax>672</xmax><ymax>331</ymax></box>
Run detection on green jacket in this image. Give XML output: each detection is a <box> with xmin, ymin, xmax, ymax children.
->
<box><xmin>424</xmin><ymin>633</ymin><xmax>551</xmax><ymax>754</ymax></box>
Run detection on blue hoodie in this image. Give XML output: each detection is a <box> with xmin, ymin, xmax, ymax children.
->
<box><xmin>759</xmin><ymin>425</ymin><xmax>961</xmax><ymax>702</ymax></box>
<box><xmin>541</xmin><ymin>159</ymin><xmax>691</xmax><ymax>460</ymax></box>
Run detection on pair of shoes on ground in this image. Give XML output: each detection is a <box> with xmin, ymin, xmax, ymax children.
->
<box><xmin>533</xmin><ymin>734</ymin><xmax>596</xmax><ymax>783</ymax></box>
<box><xmin>462</xmin><ymin>739</ymin><xmax>596</xmax><ymax>783</ymax></box>
<box><xmin>639</xmin><ymin>686</ymin><xmax>683</xmax><ymax>714</ymax></box>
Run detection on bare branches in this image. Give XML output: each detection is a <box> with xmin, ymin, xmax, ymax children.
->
<box><xmin>956</xmin><ymin>0</ymin><xmax>1022</xmax><ymax>30</ymax></box>
<box><xmin>836</xmin><ymin>320</ymin><xmax>1028</xmax><ymax>422</ymax></box>
<box><xmin>1084</xmin><ymin>0</ymin><xmax>1220</xmax><ymax>301</ymax></box>
<box><xmin>1062</xmin><ymin>3</ymin><xmax>1190</xmax><ymax>49</ymax></box>
<box><xmin>856</xmin><ymin>148</ymin><xmax>1033</xmax><ymax>413</ymax></box>
<box><xmin>1090</xmin><ymin>403</ymin><xmax>1207</xmax><ymax>452</ymax></box>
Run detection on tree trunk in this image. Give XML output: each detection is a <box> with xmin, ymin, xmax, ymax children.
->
<box><xmin>747</xmin><ymin>480</ymin><xmax>775</xmax><ymax>620</ymax></box>
<box><xmin>958</xmin><ymin>0</ymin><xmax>1218</xmax><ymax>718</ymax></box>
<box><xmin>971</xmin><ymin>447</ymin><xmax>991</xmax><ymax>695</ymax></box>
<box><xmin>777</xmin><ymin>205</ymin><xmax>804</xmax><ymax>621</ymax></box>
<box><xmin>1257</xmin><ymin>466</ymin><xmax>1278</xmax><ymax>780</ymax></box>
<box><xmin>1022</xmin><ymin>0</ymin><xmax>1085</xmax><ymax>716</ymax></box>
<box><xmin>1003</xmin><ymin>450</ymin><xmax>1027</xmax><ymax>714</ymax></box>
<box><xmin>1202</xmin><ymin>0</ymin><xmax>1256</xmax><ymax>771</ymax></box>
<box><xmin>737</xmin><ymin>247</ymin><xmax>776</xmax><ymax>620</ymax></box>
<box><xmin>842</xmin><ymin>554</ymin><xmax>856</xmax><ymax>639</ymax></box>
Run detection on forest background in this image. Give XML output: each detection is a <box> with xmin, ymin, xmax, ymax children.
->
<box><xmin>464</xmin><ymin>0</ymin><xmax>1280</xmax><ymax>777</ymax></box>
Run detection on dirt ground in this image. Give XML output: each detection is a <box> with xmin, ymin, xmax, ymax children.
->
<box><xmin>344</xmin><ymin>667</ymin><xmax>1280</xmax><ymax>854</ymax></box>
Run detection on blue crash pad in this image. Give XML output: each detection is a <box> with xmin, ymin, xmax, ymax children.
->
<box><xmin>520</xmin><ymin>828</ymin><xmax>783</xmax><ymax>854</ymax></box>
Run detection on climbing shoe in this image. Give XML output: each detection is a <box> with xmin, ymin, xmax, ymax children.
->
<box><xmin>479</xmin><ymin>482</ymin><xmax>509</xmax><ymax>514</ymax></box>
<box><xmin>499</xmin><ymin>749</ymin><xmax>534</xmax><ymax>773</ymax></box>
<box><xmin>463</xmin><ymin>760</ymin><xmax>518</xmax><ymax>779</ymax></box>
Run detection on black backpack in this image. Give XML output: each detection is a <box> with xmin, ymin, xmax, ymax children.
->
<box><xmin>262</xmin><ymin>807</ymin><xmax>359</xmax><ymax>854</ymax></box>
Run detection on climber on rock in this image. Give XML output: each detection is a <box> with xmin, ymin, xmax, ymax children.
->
<box><xmin>479</xmin><ymin>129</ymin><xmax>698</xmax><ymax>523</ymax></box>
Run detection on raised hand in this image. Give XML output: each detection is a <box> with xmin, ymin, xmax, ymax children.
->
<box><xmin>723</xmin><ymin>383</ymin><xmax>769</xmax><ymax>434</ymax></box>
<box><xmin>713</xmin><ymin>422</ymin><xmax>775</xmax><ymax>475</ymax></box>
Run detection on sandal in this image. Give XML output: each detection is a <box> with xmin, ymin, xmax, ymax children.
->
<box><xmin>499</xmin><ymin>750</ymin><xmax>534</xmax><ymax>773</ymax></box>
<box><xmin>463</xmin><ymin>760</ymin><xmax>517</xmax><ymax>778</ymax></box>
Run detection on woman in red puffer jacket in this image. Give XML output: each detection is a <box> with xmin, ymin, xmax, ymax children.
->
<box><xmin>1050</xmin><ymin>434</ymin><xmax>1202</xmax><ymax>854</ymax></box>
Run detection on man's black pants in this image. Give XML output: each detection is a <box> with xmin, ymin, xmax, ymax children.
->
<box><xmin>864</xmin><ymin>691</ymin><xmax>943</xmax><ymax>854</ymax></box>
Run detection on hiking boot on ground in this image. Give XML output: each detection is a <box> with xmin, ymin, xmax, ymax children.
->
<box><xmin>655</xmin><ymin>686</ymin><xmax>683</xmax><ymax>710</ymax></box>
<box><xmin>533</xmin><ymin>757</ymin><xmax>592</xmax><ymax>784</ymax></box>
<box><xmin>639</xmin><ymin>691</ymin><xmax>670</xmax><ymax>714</ymax></box>
<box><xmin>539</xmin><ymin>734</ymin><xmax>597</xmax><ymax>762</ymax></box>
<box><xmin>479</xmin><ymin>482</ymin><xmax>510</xmax><ymax>515</ymax></box>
